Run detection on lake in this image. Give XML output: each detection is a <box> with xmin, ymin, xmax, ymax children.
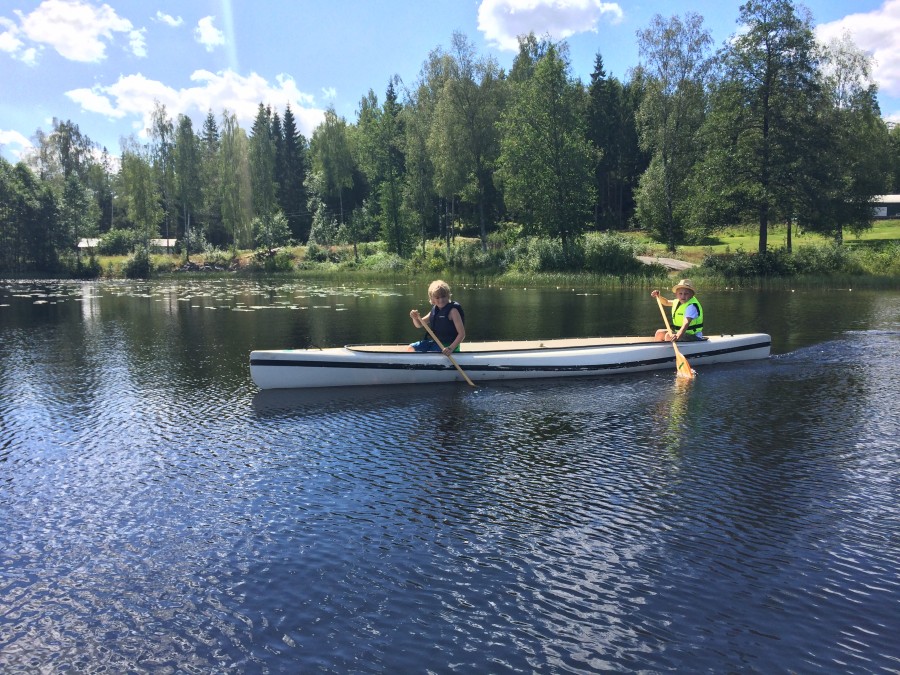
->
<box><xmin>1</xmin><ymin>278</ymin><xmax>898</xmax><ymax>673</ymax></box>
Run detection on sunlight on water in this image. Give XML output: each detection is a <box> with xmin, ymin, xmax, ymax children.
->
<box><xmin>1</xmin><ymin>281</ymin><xmax>898</xmax><ymax>672</ymax></box>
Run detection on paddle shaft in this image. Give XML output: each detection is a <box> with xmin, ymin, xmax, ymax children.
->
<box><xmin>656</xmin><ymin>295</ymin><xmax>674</xmax><ymax>334</ymax></box>
<box><xmin>656</xmin><ymin>296</ymin><xmax>695</xmax><ymax>379</ymax></box>
<box><xmin>417</xmin><ymin>315</ymin><xmax>476</xmax><ymax>387</ymax></box>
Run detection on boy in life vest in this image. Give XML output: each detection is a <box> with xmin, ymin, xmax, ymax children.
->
<box><xmin>650</xmin><ymin>279</ymin><xmax>704</xmax><ymax>342</ymax></box>
<box><xmin>408</xmin><ymin>279</ymin><xmax>466</xmax><ymax>354</ymax></box>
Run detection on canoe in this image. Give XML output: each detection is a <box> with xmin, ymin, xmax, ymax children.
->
<box><xmin>249</xmin><ymin>333</ymin><xmax>771</xmax><ymax>389</ymax></box>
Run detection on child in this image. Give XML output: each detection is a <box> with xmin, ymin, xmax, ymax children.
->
<box><xmin>407</xmin><ymin>280</ymin><xmax>466</xmax><ymax>354</ymax></box>
<box><xmin>650</xmin><ymin>279</ymin><xmax>704</xmax><ymax>341</ymax></box>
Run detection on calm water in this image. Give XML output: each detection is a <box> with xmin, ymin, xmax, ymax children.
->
<box><xmin>1</xmin><ymin>278</ymin><xmax>898</xmax><ymax>673</ymax></box>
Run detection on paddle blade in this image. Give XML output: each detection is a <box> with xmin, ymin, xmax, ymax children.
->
<box><xmin>674</xmin><ymin>346</ymin><xmax>695</xmax><ymax>379</ymax></box>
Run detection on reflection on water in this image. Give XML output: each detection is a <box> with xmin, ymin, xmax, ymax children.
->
<box><xmin>0</xmin><ymin>280</ymin><xmax>898</xmax><ymax>672</ymax></box>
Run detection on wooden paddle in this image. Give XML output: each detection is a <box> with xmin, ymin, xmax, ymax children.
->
<box><xmin>415</xmin><ymin>313</ymin><xmax>476</xmax><ymax>387</ymax></box>
<box><xmin>656</xmin><ymin>296</ymin><xmax>695</xmax><ymax>379</ymax></box>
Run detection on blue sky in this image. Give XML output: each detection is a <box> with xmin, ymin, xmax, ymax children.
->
<box><xmin>2</xmin><ymin>0</ymin><xmax>898</xmax><ymax>163</ymax></box>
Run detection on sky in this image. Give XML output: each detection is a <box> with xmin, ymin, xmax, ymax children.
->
<box><xmin>2</xmin><ymin>0</ymin><xmax>900</xmax><ymax>163</ymax></box>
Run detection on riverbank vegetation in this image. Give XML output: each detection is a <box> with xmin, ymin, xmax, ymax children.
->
<box><xmin>2</xmin><ymin>1</ymin><xmax>900</xmax><ymax>286</ymax></box>
<box><xmin>73</xmin><ymin>221</ymin><xmax>897</xmax><ymax>291</ymax></box>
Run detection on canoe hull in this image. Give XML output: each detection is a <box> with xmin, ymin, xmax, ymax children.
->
<box><xmin>249</xmin><ymin>333</ymin><xmax>771</xmax><ymax>389</ymax></box>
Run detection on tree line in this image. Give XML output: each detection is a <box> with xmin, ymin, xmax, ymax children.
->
<box><xmin>2</xmin><ymin>0</ymin><xmax>899</xmax><ymax>276</ymax></box>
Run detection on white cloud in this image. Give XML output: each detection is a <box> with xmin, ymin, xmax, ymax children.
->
<box><xmin>129</xmin><ymin>28</ymin><xmax>146</xmax><ymax>58</ymax></box>
<box><xmin>0</xmin><ymin>128</ymin><xmax>33</xmax><ymax>159</ymax></box>
<box><xmin>0</xmin><ymin>15</ymin><xmax>39</xmax><ymax>64</ymax></box>
<box><xmin>155</xmin><ymin>11</ymin><xmax>183</xmax><ymax>28</ymax></box>
<box><xmin>816</xmin><ymin>1</ymin><xmax>900</xmax><ymax>98</ymax></box>
<box><xmin>65</xmin><ymin>69</ymin><xmax>325</xmax><ymax>141</ymax></box>
<box><xmin>13</xmin><ymin>0</ymin><xmax>142</xmax><ymax>63</ymax></box>
<box><xmin>66</xmin><ymin>86</ymin><xmax>127</xmax><ymax>118</ymax></box>
<box><xmin>19</xmin><ymin>47</ymin><xmax>39</xmax><ymax>65</ymax></box>
<box><xmin>478</xmin><ymin>0</ymin><xmax>623</xmax><ymax>52</ymax></box>
<box><xmin>195</xmin><ymin>15</ymin><xmax>224</xmax><ymax>52</ymax></box>
<box><xmin>321</xmin><ymin>86</ymin><xmax>337</xmax><ymax>100</ymax></box>
<box><xmin>0</xmin><ymin>17</ymin><xmax>23</xmax><ymax>52</ymax></box>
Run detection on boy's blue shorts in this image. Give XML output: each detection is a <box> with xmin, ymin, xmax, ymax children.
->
<box><xmin>409</xmin><ymin>339</ymin><xmax>460</xmax><ymax>352</ymax></box>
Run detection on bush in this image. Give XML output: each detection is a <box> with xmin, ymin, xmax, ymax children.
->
<box><xmin>124</xmin><ymin>249</ymin><xmax>152</xmax><ymax>279</ymax></box>
<box><xmin>253</xmin><ymin>212</ymin><xmax>292</xmax><ymax>249</ymax></box>
<box><xmin>98</xmin><ymin>228</ymin><xmax>139</xmax><ymax>255</ymax></box>
<box><xmin>249</xmin><ymin>247</ymin><xmax>295</xmax><ymax>272</ymax></box>
<box><xmin>73</xmin><ymin>253</ymin><xmax>102</xmax><ymax>279</ymax></box>
<box><xmin>512</xmin><ymin>237</ymin><xmax>583</xmax><ymax>272</ymax></box>
<box><xmin>791</xmin><ymin>242</ymin><xmax>852</xmax><ymax>274</ymax></box>
<box><xmin>202</xmin><ymin>246</ymin><xmax>236</xmax><ymax>269</ymax></box>
<box><xmin>357</xmin><ymin>251</ymin><xmax>406</xmax><ymax>271</ymax></box>
<box><xmin>583</xmin><ymin>232</ymin><xmax>647</xmax><ymax>275</ymax></box>
<box><xmin>304</xmin><ymin>243</ymin><xmax>328</xmax><ymax>263</ymax></box>
<box><xmin>701</xmin><ymin>249</ymin><xmax>796</xmax><ymax>277</ymax></box>
<box><xmin>308</xmin><ymin>209</ymin><xmax>341</xmax><ymax>246</ymax></box>
<box><xmin>850</xmin><ymin>242</ymin><xmax>900</xmax><ymax>276</ymax></box>
<box><xmin>700</xmin><ymin>243</ymin><xmax>889</xmax><ymax>279</ymax></box>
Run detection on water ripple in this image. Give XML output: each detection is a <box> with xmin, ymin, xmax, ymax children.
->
<box><xmin>1</xmin><ymin>284</ymin><xmax>898</xmax><ymax>673</ymax></box>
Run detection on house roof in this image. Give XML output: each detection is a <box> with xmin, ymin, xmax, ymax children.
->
<box><xmin>77</xmin><ymin>238</ymin><xmax>178</xmax><ymax>248</ymax></box>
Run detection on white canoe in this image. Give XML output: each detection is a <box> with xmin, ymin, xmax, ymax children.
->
<box><xmin>250</xmin><ymin>333</ymin><xmax>771</xmax><ymax>389</ymax></box>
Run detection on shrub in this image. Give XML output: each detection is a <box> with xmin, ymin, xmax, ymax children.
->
<box><xmin>98</xmin><ymin>228</ymin><xmax>139</xmax><ymax>255</ymax></box>
<box><xmin>700</xmin><ymin>243</ymin><xmax>883</xmax><ymax>278</ymax></box>
<box><xmin>358</xmin><ymin>251</ymin><xmax>406</xmax><ymax>271</ymax></box>
<box><xmin>202</xmin><ymin>247</ymin><xmax>236</xmax><ymax>269</ymax></box>
<box><xmin>253</xmin><ymin>212</ymin><xmax>292</xmax><ymax>249</ymax></box>
<box><xmin>308</xmin><ymin>209</ymin><xmax>341</xmax><ymax>246</ymax></box>
<box><xmin>491</xmin><ymin>221</ymin><xmax>524</xmax><ymax>248</ymax></box>
<box><xmin>73</xmin><ymin>253</ymin><xmax>102</xmax><ymax>279</ymax></box>
<box><xmin>124</xmin><ymin>249</ymin><xmax>152</xmax><ymax>279</ymax></box>
<box><xmin>305</xmin><ymin>243</ymin><xmax>328</xmax><ymax>263</ymax></box>
<box><xmin>583</xmin><ymin>232</ymin><xmax>646</xmax><ymax>275</ymax></box>
<box><xmin>701</xmin><ymin>249</ymin><xmax>796</xmax><ymax>277</ymax></box>
<box><xmin>512</xmin><ymin>237</ymin><xmax>583</xmax><ymax>272</ymax></box>
<box><xmin>248</xmin><ymin>247</ymin><xmax>295</xmax><ymax>272</ymax></box>
<box><xmin>791</xmin><ymin>242</ymin><xmax>852</xmax><ymax>274</ymax></box>
<box><xmin>850</xmin><ymin>242</ymin><xmax>900</xmax><ymax>276</ymax></box>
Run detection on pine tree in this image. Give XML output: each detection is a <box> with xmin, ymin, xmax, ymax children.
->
<box><xmin>280</xmin><ymin>105</ymin><xmax>309</xmax><ymax>241</ymax></box>
<box><xmin>199</xmin><ymin>110</ymin><xmax>225</xmax><ymax>246</ymax></box>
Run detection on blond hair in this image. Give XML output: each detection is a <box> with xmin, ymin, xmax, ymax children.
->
<box><xmin>428</xmin><ymin>279</ymin><xmax>450</xmax><ymax>300</ymax></box>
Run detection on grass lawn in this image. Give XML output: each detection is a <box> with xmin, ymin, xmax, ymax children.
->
<box><xmin>631</xmin><ymin>220</ymin><xmax>900</xmax><ymax>263</ymax></box>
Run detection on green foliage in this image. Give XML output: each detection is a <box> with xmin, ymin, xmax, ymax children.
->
<box><xmin>249</xmin><ymin>247</ymin><xmax>295</xmax><ymax>272</ymax></box>
<box><xmin>491</xmin><ymin>221</ymin><xmax>524</xmax><ymax>248</ymax></box>
<box><xmin>414</xmin><ymin>245</ymin><xmax>447</xmax><ymax>273</ymax></box>
<box><xmin>634</xmin><ymin>13</ymin><xmax>711</xmax><ymax>251</ymax></box>
<box><xmin>98</xmin><ymin>228</ymin><xmax>140</xmax><ymax>255</ymax></box>
<box><xmin>583</xmin><ymin>232</ymin><xmax>648</xmax><ymax>275</ymax></box>
<box><xmin>498</xmin><ymin>40</ymin><xmax>595</xmax><ymax>247</ymax></box>
<box><xmin>304</xmin><ymin>242</ymin><xmax>328</xmax><ymax>263</ymax></box>
<box><xmin>702</xmin><ymin>249</ymin><xmax>792</xmax><ymax>277</ymax></box>
<box><xmin>511</xmin><ymin>237</ymin><xmax>581</xmax><ymax>272</ymax></box>
<box><xmin>844</xmin><ymin>242</ymin><xmax>900</xmax><ymax>276</ymax></box>
<box><xmin>791</xmin><ymin>242</ymin><xmax>855</xmax><ymax>274</ymax></box>
<box><xmin>58</xmin><ymin>251</ymin><xmax>101</xmax><ymax>279</ymax></box>
<box><xmin>308</xmin><ymin>206</ymin><xmax>341</xmax><ymax>245</ymax></box>
<box><xmin>701</xmin><ymin>243</ymin><xmax>873</xmax><ymax>278</ymax></box>
<box><xmin>357</xmin><ymin>251</ymin><xmax>406</xmax><ymax>271</ymax></box>
<box><xmin>253</xmin><ymin>211</ymin><xmax>292</xmax><ymax>249</ymax></box>
<box><xmin>202</xmin><ymin>247</ymin><xmax>237</xmax><ymax>269</ymax></box>
<box><xmin>9</xmin><ymin>17</ymin><xmax>898</xmax><ymax>279</ymax></box>
<box><xmin>124</xmin><ymin>249</ymin><xmax>152</xmax><ymax>279</ymax></box>
<box><xmin>448</xmin><ymin>239</ymin><xmax>506</xmax><ymax>271</ymax></box>
<box><xmin>79</xmin><ymin>253</ymin><xmax>102</xmax><ymax>279</ymax></box>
